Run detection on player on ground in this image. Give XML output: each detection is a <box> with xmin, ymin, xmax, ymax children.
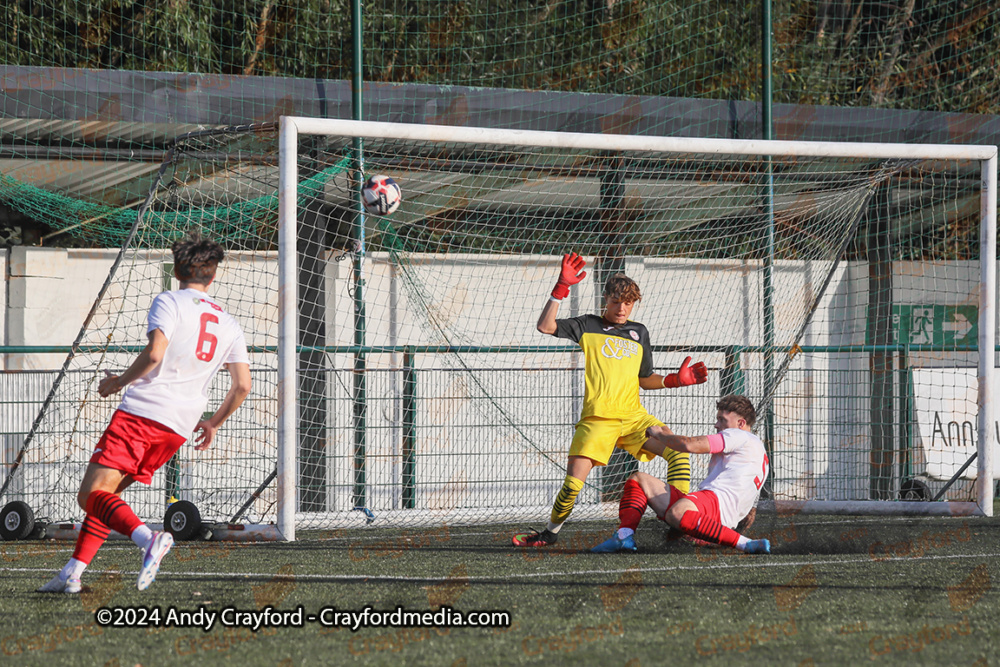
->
<box><xmin>591</xmin><ymin>394</ymin><xmax>771</xmax><ymax>554</ymax></box>
<box><xmin>512</xmin><ymin>252</ymin><xmax>708</xmax><ymax>547</ymax></box>
<box><xmin>39</xmin><ymin>231</ymin><xmax>252</xmax><ymax>593</ymax></box>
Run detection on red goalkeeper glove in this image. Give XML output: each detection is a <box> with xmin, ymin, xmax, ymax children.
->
<box><xmin>663</xmin><ymin>356</ymin><xmax>708</xmax><ymax>388</ymax></box>
<box><xmin>551</xmin><ymin>252</ymin><xmax>587</xmax><ymax>300</ymax></box>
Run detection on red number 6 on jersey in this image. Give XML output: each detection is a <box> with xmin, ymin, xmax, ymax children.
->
<box><xmin>754</xmin><ymin>454</ymin><xmax>770</xmax><ymax>490</ymax></box>
<box><xmin>196</xmin><ymin>312</ymin><xmax>219</xmax><ymax>361</ymax></box>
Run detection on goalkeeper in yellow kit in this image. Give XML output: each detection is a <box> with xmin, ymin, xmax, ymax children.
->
<box><xmin>513</xmin><ymin>252</ymin><xmax>708</xmax><ymax>547</ymax></box>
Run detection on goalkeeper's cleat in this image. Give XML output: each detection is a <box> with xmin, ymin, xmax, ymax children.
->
<box><xmin>38</xmin><ymin>574</ymin><xmax>82</xmax><ymax>594</ymax></box>
<box><xmin>137</xmin><ymin>531</ymin><xmax>173</xmax><ymax>591</ymax></box>
<box><xmin>744</xmin><ymin>538</ymin><xmax>771</xmax><ymax>555</ymax></box>
<box><xmin>591</xmin><ymin>533</ymin><xmax>637</xmax><ymax>554</ymax></box>
<box><xmin>512</xmin><ymin>529</ymin><xmax>558</xmax><ymax>547</ymax></box>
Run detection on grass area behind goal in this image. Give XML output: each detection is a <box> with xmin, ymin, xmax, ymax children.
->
<box><xmin>1</xmin><ymin>511</ymin><xmax>998</xmax><ymax>666</ymax></box>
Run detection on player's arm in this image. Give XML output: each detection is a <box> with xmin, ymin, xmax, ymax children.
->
<box><xmin>643</xmin><ymin>425</ymin><xmax>713</xmax><ymax>454</ymax></box>
<box><xmin>639</xmin><ymin>374</ymin><xmax>669</xmax><ymax>390</ymax></box>
<box><xmin>536</xmin><ymin>298</ymin><xmax>560</xmax><ymax>335</ymax></box>
<box><xmin>98</xmin><ymin>329</ymin><xmax>169</xmax><ymax>397</ymax></box>
<box><xmin>193</xmin><ymin>362</ymin><xmax>252</xmax><ymax>451</ymax></box>
<box><xmin>538</xmin><ymin>252</ymin><xmax>586</xmax><ymax>335</ymax></box>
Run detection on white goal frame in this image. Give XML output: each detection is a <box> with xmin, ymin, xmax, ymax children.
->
<box><xmin>277</xmin><ymin>117</ymin><xmax>997</xmax><ymax>541</ymax></box>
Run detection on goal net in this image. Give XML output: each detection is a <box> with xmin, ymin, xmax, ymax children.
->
<box><xmin>3</xmin><ymin>120</ymin><xmax>995</xmax><ymax>540</ymax></box>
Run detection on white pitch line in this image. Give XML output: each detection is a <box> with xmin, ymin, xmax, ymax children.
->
<box><xmin>779</xmin><ymin>515</ymin><xmax>982</xmax><ymax>527</ymax></box>
<box><xmin>0</xmin><ymin>529</ymin><xmax>506</xmax><ymax>549</ymax></box>
<box><xmin>308</xmin><ymin>530</ymin><xmax>506</xmax><ymax>543</ymax></box>
<box><xmin>6</xmin><ymin>551</ymin><xmax>1000</xmax><ymax>584</ymax></box>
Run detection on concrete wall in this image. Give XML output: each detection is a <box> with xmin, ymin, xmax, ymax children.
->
<box><xmin>5</xmin><ymin>247</ymin><xmax>115</xmax><ymax>370</ymax></box>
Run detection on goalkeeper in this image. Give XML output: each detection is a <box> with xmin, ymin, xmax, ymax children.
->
<box><xmin>513</xmin><ymin>252</ymin><xmax>708</xmax><ymax>547</ymax></box>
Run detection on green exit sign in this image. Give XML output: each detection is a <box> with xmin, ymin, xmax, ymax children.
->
<box><xmin>868</xmin><ymin>304</ymin><xmax>978</xmax><ymax>346</ymax></box>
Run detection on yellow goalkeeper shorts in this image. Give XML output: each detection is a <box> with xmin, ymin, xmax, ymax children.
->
<box><xmin>568</xmin><ymin>412</ymin><xmax>664</xmax><ymax>465</ymax></box>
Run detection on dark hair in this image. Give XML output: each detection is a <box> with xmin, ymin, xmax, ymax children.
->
<box><xmin>603</xmin><ymin>273</ymin><xmax>641</xmax><ymax>302</ymax></box>
<box><xmin>172</xmin><ymin>231</ymin><xmax>224</xmax><ymax>284</ymax></box>
<box><xmin>716</xmin><ymin>394</ymin><xmax>756</xmax><ymax>427</ymax></box>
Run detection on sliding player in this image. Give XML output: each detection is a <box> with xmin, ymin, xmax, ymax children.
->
<box><xmin>592</xmin><ymin>394</ymin><xmax>771</xmax><ymax>554</ymax></box>
<box><xmin>513</xmin><ymin>252</ymin><xmax>708</xmax><ymax>547</ymax></box>
<box><xmin>39</xmin><ymin>231</ymin><xmax>252</xmax><ymax>593</ymax></box>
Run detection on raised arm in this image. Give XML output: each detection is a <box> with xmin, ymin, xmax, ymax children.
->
<box><xmin>538</xmin><ymin>252</ymin><xmax>587</xmax><ymax>335</ymax></box>
<box><xmin>537</xmin><ymin>298</ymin><xmax>560</xmax><ymax>335</ymax></box>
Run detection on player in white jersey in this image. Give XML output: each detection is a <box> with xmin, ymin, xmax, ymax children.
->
<box><xmin>592</xmin><ymin>394</ymin><xmax>771</xmax><ymax>554</ymax></box>
<box><xmin>39</xmin><ymin>232</ymin><xmax>252</xmax><ymax>594</ymax></box>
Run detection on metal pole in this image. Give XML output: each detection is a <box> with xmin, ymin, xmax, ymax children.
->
<box><xmin>978</xmin><ymin>154</ymin><xmax>997</xmax><ymax>516</ymax></box>
<box><xmin>351</xmin><ymin>0</ymin><xmax>368</xmax><ymax>510</ymax></box>
<box><xmin>161</xmin><ymin>264</ymin><xmax>181</xmax><ymax>505</ymax></box>
<box><xmin>402</xmin><ymin>349</ymin><xmax>416</xmax><ymax>509</ymax></box>
<box><xmin>287</xmin><ymin>118</ymin><xmax>995</xmax><ymax>162</ymax></box>
<box><xmin>762</xmin><ymin>0</ymin><xmax>773</xmax><ymax>141</ymax></box>
<box><xmin>598</xmin><ymin>154</ymin><xmax>635</xmax><ymax>500</ymax></box>
<box><xmin>761</xmin><ymin>0</ymin><xmax>776</xmax><ymax>485</ymax></box>
<box><xmin>297</xmin><ymin>202</ymin><xmax>329</xmax><ymax>512</ymax></box>
<box><xmin>277</xmin><ymin>117</ymin><xmax>299</xmax><ymax>541</ymax></box>
<box><xmin>722</xmin><ymin>346</ymin><xmax>746</xmax><ymax>396</ymax></box>
<box><xmin>390</xmin><ymin>261</ymin><xmax>400</xmax><ymax>510</ymax></box>
<box><xmin>867</xmin><ymin>184</ymin><xmax>894</xmax><ymax>500</ymax></box>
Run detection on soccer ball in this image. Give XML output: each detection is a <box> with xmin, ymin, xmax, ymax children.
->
<box><xmin>361</xmin><ymin>175</ymin><xmax>402</xmax><ymax>216</ymax></box>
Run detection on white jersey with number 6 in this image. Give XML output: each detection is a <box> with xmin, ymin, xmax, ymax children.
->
<box><xmin>118</xmin><ymin>288</ymin><xmax>250</xmax><ymax>436</ymax></box>
<box><xmin>697</xmin><ymin>428</ymin><xmax>769</xmax><ymax>529</ymax></box>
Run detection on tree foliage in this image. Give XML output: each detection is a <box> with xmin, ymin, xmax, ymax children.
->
<box><xmin>2</xmin><ymin>0</ymin><xmax>997</xmax><ymax>114</ymax></box>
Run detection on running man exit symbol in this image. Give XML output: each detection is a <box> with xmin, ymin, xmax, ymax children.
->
<box><xmin>909</xmin><ymin>307</ymin><xmax>933</xmax><ymax>345</ymax></box>
<box><xmin>872</xmin><ymin>305</ymin><xmax>978</xmax><ymax>347</ymax></box>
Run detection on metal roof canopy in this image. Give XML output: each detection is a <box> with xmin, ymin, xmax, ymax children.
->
<box><xmin>1</xmin><ymin>66</ymin><xmax>997</xmax><ymax>237</ymax></box>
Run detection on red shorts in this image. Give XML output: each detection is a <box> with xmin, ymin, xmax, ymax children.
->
<box><xmin>90</xmin><ymin>410</ymin><xmax>187</xmax><ymax>484</ymax></box>
<box><xmin>683</xmin><ymin>489</ymin><xmax>722</xmax><ymax>524</ymax></box>
<box><xmin>661</xmin><ymin>486</ymin><xmax>722</xmax><ymax>523</ymax></box>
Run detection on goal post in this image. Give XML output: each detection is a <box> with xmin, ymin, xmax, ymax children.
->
<box><xmin>978</xmin><ymin>150</ymin><xmax>997</xmax><ymax>516</ymax></box>
<box><xmin>278</xmin><ymin>118</ymin><xmax>299</xmax><ymax>541</ymax></box>
<box><xmin>278</xmin><ymin>117</ymin><xmax>997</xmax><ymax>536</ymax></box>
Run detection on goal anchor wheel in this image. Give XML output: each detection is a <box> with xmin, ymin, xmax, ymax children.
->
<box><xmin>164</xmin><ymin>500</ymin><xmax>203</xmax><ymax>541</ymax></box>
<box><xmin>0</xmin><ymin>501</ymin><xmax>35</xmax><ymax>541</ymax></box>
<box><xmin>900</xmin><ymin>477</ymin><xmax>931</xmax><ymax>501</ymax></box>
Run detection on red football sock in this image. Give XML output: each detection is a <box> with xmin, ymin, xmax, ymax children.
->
<box><xmin>618</xmin><ymin>478</ymin><xmax>648</xmax><ymax>531</ymax></box>
<box><xmin>679</xmin><ymin>510</ymin><xmax>741</xmax><ymax>548</ymax></box>
<box><xmin>71</xmin><ymin>514</ymin><xmax>111</xmax><ymax>565</ymax></box>
<box><xmin>86</xmin><ymin>490</ymin><xmax>143</xmax><ymax>539</ymax></box>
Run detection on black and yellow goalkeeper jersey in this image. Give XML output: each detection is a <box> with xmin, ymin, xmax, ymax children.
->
<box><xmin>554</xmin><ymin>314</ymin><xmax>654</xmax><ymax>420</ymax></box>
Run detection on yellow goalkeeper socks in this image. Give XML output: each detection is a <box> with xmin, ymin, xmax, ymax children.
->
<box><xmin>549</xmin><ymin>475</ymin><xmax>585</xmax><ymax>527</ymax></box>
<box><xmin>663</xmin><ymin>448</ymin><xmax>691</xmax><ymax>494</ymax></box>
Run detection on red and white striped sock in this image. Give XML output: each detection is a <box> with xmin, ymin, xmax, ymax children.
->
<box><xmin>617</xmin><ymin>478</ymin><xmax>648</xmax><ymax>538</ymax></box>
<box><xmin>679</xmin><ymin>510</ymin><xmax>742</xmax><ymax>549</ymax></box>
<box><xmin>86</xmin><ymin>490</ymin><xmax>149</xmax><ymax>548</ymax></box>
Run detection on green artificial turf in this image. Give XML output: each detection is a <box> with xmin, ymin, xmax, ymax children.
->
<box><xmin>1</xmin><ymin>513</ymin><xmax>998</xmax><ymax>666</ymax></box>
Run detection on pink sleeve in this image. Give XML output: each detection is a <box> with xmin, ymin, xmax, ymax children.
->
<box><xmin>707</xmin><ymin>433</ymin><xmax>725</xmax><ymax>454</ymax></box>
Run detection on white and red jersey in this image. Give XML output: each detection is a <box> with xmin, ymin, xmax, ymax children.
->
<box><xmin>118</xmin><ymin>288</ymin><xmax>250</xmax><ymax>436</ymax></box>
<box><xmin>698</xmin><ymin>428</ymin><xmax>769</xmax><ymax>528</ymax></box>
